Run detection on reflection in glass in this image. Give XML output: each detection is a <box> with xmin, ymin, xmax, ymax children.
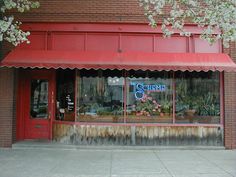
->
<box><xmin>30</xmin><ymin>80</ymin><xmax>48</xmax><ymax>118</ymax></box>
<box><xmin>126</xmin><ymin>71</ymin><xmax>173</xmax><ymax>123</ymax></box>
<box><xmin>175</xmin><ymin>71</ymin><xmax>220</xmax><ymax>124</ymax></box>
<box><xmin>56</xmin><ymin>69</ymin><xmax>75</xmax><ymax>121</ymax></box>
<box><xmin>77</xmin><ymin>69</ymin><xmax>124</xmax><ymax>123</ymax></box>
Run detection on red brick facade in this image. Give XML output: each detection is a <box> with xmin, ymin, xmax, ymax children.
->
<box><xmin>0</xmin><ymin>68</ymin><xmax>15</xmax><ymax>147</ymax></box>
<box><xmin>224</xmin><ymin>43</ymin><xmax>236</xmax><ymax>149</ymax></box>
<box><xmin>1</xmin><ymin>0</ymin><xmax>236</xmax><ymax>148</ymax></box>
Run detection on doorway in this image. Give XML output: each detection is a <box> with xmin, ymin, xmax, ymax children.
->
<box><xmin>17</xmin><ymin>69</ymin><xmax>55</xmax><ymax>140</ymax></box>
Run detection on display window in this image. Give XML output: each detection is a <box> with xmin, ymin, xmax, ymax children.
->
<box><xmin>76</xmin><ymin>69</ymin><xmax>124</xmax><ymax>123</ymax></box>
<box><xmin>175</xmin><ymin>71</ymin><xmax>220</xmax><ymax>124</ymax></box>
<box><xmin>55</xmin><ymin>69</ymin><xmax>221</xmax><ymax>124</ymax></box>
<box><xmin>126</xmin><ymin>70</ymin><xmax>173</xmax><ymax>123</ymax></box>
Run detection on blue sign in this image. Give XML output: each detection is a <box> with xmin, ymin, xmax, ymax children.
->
<box><xmin>131</xmin><ymin>82</ymin><xmax>166</xmax><ymax>100</ymax></box>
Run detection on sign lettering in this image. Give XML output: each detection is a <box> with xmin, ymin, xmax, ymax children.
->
<box><xmin>131</xmin><ymin>82</ymin><xmax>166</xmax><ymax>100</ymax></box>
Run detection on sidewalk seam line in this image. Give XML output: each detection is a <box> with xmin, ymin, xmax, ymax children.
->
<box><xmin>194</xmin><ymin>151</ymin><xmax>235</xmax><ymax>177</ymax></box>
<box><xmin>153</xmin><ymin>151</ymin><xmax>174</xmax><ymax>177</ymax></box>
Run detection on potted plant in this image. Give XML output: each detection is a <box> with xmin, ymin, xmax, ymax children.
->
<box><xmin>182</xmin><ymin>95</ymin><xmax>197</xmax><ymax>115</ymax></box>
<box><xmin>161</xmin><ymin>100</ymin><xmax>172</xmax><ymax>116</ymax></box>
<box><xmin>135</xmin><ymin>94</ymin><xmax>161</xmax><ymax>117</ymax></box>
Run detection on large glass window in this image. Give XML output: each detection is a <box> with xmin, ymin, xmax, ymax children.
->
<box><xmin>56</xmin><ymin>69</ymin><xmax>221</xmax><ymax>125</ymax></box>
<box><xmin>175</xmin><ymin>71</ymin><xmax>220</xmax><ymax>124</ymax></box>
<box><xmin>76</xmin><ymin>69</ymin><xmax>124</xmax><ymax>123</ymax></box>
<box><xmin>126</xmin><ymin>71</ymin><xmax>173</xmax><ymax>123</ymax></box>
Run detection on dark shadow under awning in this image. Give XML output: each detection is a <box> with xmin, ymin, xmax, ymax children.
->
<box><xmin>1</xmin><ymin>50</ymin><xmax>236</xmax><ymax>72</ymax></box>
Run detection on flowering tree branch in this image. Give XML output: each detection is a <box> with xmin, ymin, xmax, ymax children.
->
<box><xmin>139</xmin><ymin>0</ymin><xmax>236</xmax><ymax>47</ymax></box>
<box><xmin>0</xmin><ymin>0</ymin><xmax>39</xmax><ymax>46</ymax></box>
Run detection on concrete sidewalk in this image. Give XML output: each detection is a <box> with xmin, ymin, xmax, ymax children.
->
<box><xmin>0</xmin><ymin>148</ymin><xmax>235</xmax><ymax>177</ymax></box>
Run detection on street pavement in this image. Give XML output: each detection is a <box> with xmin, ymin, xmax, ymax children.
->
<box><xmin>0</xmin><ymin>147</ymin><xmax>235</xmax><ymax>177</ymax></box>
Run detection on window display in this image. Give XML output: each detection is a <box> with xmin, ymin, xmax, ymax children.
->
<box><xmin>126</xmin><ymin>70</ymin><xmax>173</xmax><ymax>123</ymax></box>
<box><xmin>56</xmin><ymin>69</ymin><xmax>221</xmax><ymax>124</ymax></box>
<box><xmin>77</xmin><ymin>69</ymin><xmax>124</xmax><ymax>122</ymax></box>
<box><xmin>175</xmin><ymin>71</ymin><xmax>220</xmax><ymax>124</ymax></box>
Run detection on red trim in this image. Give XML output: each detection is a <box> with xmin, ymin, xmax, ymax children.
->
<box><xmin>74</xmin><ymin>70</ymin><xmax>77</xmax><ymax>122</ymax></box>
<box><xmin>123</xmin><ymin>71</ymin><xmax>127</xmax><ymax>123</ymax></box>
<box><xmin>16</xmin><ymin>69</ymin><xmax>55</xmax><ymax>140</ymax></box>
<box><xmin>2</xmin><ymin>50</ymin><xmax>236</xmax><ymax>72</ymax></box>
<box><xmin>16</xmin><ymin>70</ymin><xmax>25</xmax><ymax>140</ymax></box>
<box><xmin>53</xmin><ymin>120</ymin><xmax>222</xmax><ymax>128</ymax></box>
<box><xmin>220</xmin><ymin>72</ymin><xmax>224</xmax><ymax>125</ymax></box>
<box><xmin>50</xmin><ymin>71</ymin><xmax>56</xmax><ymax>140</ymax></box>
<box><xmin>172</xmin><ymin>72</ymin><xmax>176</xmax><ymax>124</ymax></box>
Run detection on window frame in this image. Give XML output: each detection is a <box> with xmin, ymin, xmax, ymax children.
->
<box><xmin>54</xmin><ymin>69</ymin><xmax>224</xmax><ymax>127</ymax></box>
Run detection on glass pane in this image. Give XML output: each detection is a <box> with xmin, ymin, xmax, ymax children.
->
<box><xmin>77</xmin><ymin>69</ymin><xmax>124</xmax><ymax>123</ymax></box>
<box><xmin>30</xmin><ymin>79</ymin><xmax>48</xmax><ymax>118</ymax></box>
<box><xmin>126</xmin><ymin>71</ymin><xmax>173</xmax><ymax>123</ymax></box>
<box><xmin>175</xmin><ymin>71</ymin><xmax>220</xmax><ymax>124</ymax></box>
<box><xmin>56</xmin><ymin>69</ymin><xmax>75</xmax><ymax>121</ymax></box>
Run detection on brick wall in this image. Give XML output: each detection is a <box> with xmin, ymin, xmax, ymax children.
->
<box><xmin>0</xmin><ymin>68</ymin><xmax>15</xmax><ymax>147</ymax></box>
<box><xmin>224</xmin><ymin>42</ymin><xmax>236</xmax><ymax>149</ymax></box>
<box><xmin>12</xmin><ymin>0</ymin><xmax>147</xmax><ymax>23</ymax></box>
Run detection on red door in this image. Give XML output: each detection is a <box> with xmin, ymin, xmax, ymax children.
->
<box><xmin>23</xmin><ymin>70</ymin><xmax>54</xmax><ymax>140</ymax></box>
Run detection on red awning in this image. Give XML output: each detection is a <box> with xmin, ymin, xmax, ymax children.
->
<box><xmin>1</xmin><ymin>50</ymin><xmax>236</xmax><ymax>72</ymax></box>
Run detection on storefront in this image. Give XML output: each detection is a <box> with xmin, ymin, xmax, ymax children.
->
<box><xmin>1</xmin><ymin>23</ymin><xmax>236</xmax><ymax>146</ymax></box>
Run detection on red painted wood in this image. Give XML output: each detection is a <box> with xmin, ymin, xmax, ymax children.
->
<box><xmin>19</xmin><ymin>70</ymin><xmax>55</xmax><ymax>140</ymax></box>
<box><xmin>155</xmin><ymin>36</ymin><xmax>187</xmax><ymax>53</ymax></box>
<box><xmin>121</xmin><ymin>34</ymin><xmax>153</xmax><ymax>52</ymax></box>
<box><xmin>86</xmin><ymin>33</ymin><xmax>119</xmax><ymax>51</ymax></box>
<box><xmin>194</xmin><ymin>37</ymin><xmax>220</xmax><ymax>53</ymax></box>
<box><xmin>16</xmin><ymin>70</ymin><xmax>26</xmax><ymax>140</ymax></box>
<box><xmin>123</xmin><ymin>71</ymin><xmax>127</xmax><ymax>123</ymax></box>
<box><xmin>52</xmin><ymin>33</ymin><xmax>85</xmax><ymax>51</ymax></box>
<box><xmin>53</xmin><ymin>120</ymin><xmax>223</xmax><ymax>128</ymax></box>
<box><xmin>17</xmin><ymin>32</ymin><xmax>46</xmax><ymax>50</ymax></box>
<box><xmin>172</xmin><ymin>72</ymin><xmax>176</xmax><ymax>124</ymax></box>
<box><xmin>220</xmin><ymin>72</ymin><xmax>224</xmax><ymax>125</ymax></box>
<box><xmin>74</xmin><ymin>70</ymin><xmax>77</xmax><ymax>122</ymax></box>
<box><xmin>10</xmin><ymin>23</ymin><xmax>223</xmax><ymax>54</ymax></box>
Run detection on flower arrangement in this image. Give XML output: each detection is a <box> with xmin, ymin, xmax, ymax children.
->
<box><xmin>134</xmin><ymin>94</ymin><xmax>162</xmax><ymax>117</ymax></box>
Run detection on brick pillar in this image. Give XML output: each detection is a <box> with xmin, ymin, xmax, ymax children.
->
<box><xmin>224</xmin><ymin>42</ymin><xmax>236</xmax><ymax>149</ymax></box>
<box><xmin>0</xmin><ymin>68</ymin><xmax>15</xmax><ymax>147</ymax></box>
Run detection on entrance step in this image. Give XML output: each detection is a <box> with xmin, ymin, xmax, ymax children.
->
<box><xmin>12</xmin><ymin>140</ymin><xmax>225</xmax><ymax>151</ymax></box>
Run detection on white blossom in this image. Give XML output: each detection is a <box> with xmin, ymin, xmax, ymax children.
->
<box><xmin>0</xmin><ymin>0</ymin><xmax>39</xmax><ymax>46</ymax></box>
<box><xmin>139</xmin><ymin>0</ymin><xmax>236</xmax><ymax>47</ymax></box>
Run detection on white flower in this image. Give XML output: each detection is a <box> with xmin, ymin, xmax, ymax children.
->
<box><xmin>0</xmin><ymin>0</ymin><xmax>39</xmax><ymax>46</ymax></box>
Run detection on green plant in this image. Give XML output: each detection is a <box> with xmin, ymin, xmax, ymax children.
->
<box><xmin>160</xmin><ymin>100</ymin><xmax>172</xmax><ymax>114</ymax></box>
<box><xmin>196</xmin><ymin>93</ymin><xmax>220</xmax><ymax>116</ymax></box>
<box><xmin>135</xmin><ymin>94</ymin><xmax>161</xmax><ymax>116</ymax></box>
